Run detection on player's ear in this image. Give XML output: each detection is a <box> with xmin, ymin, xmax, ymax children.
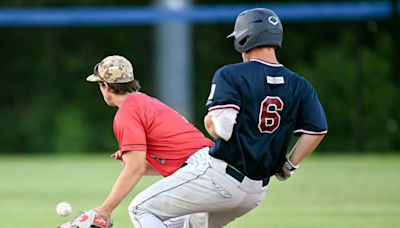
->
<box><xmin>99</xmin><ymin>81</ymin><xmax>111</xmax><ymax>91</ymax></box>
<box><xmin>104</xmin><ymin>82</ymin><xmax>113</xmax><ymax>92</ymax></box>
<box><xmin>98</xmin><ymin>81</ymin><xmax>111</xmax><ymax>93</ymax></box>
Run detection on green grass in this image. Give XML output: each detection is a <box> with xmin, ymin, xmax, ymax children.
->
<box><xmin>1</xmin><ymin>153</ymin><xmax>399</xmax><ymax>227</ymax></box>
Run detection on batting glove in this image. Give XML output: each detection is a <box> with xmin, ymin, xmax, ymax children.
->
<box><xmin>275</xmin><ymin>158</ymin><xmax>299</xmax><ymax>181</ymax></box>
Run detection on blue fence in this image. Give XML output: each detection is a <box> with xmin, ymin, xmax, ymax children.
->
<box><xmin>0</xmin><ymin>1</ymin><xmax>398</xmax><ymax>27</ymax></box>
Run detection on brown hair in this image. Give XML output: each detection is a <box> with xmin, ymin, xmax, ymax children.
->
<box><xmin>99</xmin><ymin>80</ymin><xmax>141</xmax><ymax>95</ymax></box>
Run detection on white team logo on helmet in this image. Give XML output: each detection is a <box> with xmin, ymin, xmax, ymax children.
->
<box><xmin>268</xmin><ymin>16</ymin><xmax>279</xmax><ymax>25</ymax></box>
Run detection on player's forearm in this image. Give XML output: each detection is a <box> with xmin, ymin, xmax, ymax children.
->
<box><xmin>98</xmin><ymin>164</ymin><xmax>145</xmax><ymax>217</ymax></box>
<box><xmin>204</xmin><ymin>114</ymin><xmax>218</xmax><ymax>139</ymax></box>
<box><xmin>288</xmin><ymin>134</ymin><xmax>325</xmax><ymax>165</ymax></box>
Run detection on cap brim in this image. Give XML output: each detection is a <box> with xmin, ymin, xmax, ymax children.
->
<box><xmin>86</xmin><ymin>74</ymin><xmax>102</xmax><ymax>82</ymax></box>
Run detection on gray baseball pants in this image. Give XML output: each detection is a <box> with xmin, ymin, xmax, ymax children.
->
<box><xmin>129</xmin><ymin>147</ymin><xmax>268</xmax><ymax>228</ymax></box>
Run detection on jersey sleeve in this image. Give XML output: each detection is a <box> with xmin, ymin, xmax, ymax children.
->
<box><xmin>113</xmin><ymin>107</ymin><xmax>147</xmax><ymax>157</ymax></box>
<box><xmin>206</xmin><ymin>67</ymin><xmax>241</xmax><ymax>112</ymax></box>
<box><xmin>294</xmin><ymin>82</ymin><xmax>328</xmax><ymax>135</ymax></box>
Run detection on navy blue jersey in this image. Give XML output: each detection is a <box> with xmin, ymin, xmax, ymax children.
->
<box><xmin>206</xmin><ymin>59</ymin><xmax>327</xmax><ymax>180</ymax></box>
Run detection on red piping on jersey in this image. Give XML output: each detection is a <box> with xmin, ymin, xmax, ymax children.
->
<box><xmin>208</xmin><ymin>104</ymin><xmax>240</xmax><ymax>112</ymax></box>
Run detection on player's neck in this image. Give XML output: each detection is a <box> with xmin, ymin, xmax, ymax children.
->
<box><xmin>114</xmin><ymin>92</ymin><xmax>138</xmax><ymax>107</ymax></box>
<box><xmin>242</xmin><ymin>47</ymin><xmax>279</xmax><ymax>64</ymax></box>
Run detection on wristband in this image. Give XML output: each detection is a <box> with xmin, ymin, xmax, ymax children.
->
<box><xmin>284</xmin><ymin>158</ymin><xmax>299</xmax><ymax>171</ymax></box>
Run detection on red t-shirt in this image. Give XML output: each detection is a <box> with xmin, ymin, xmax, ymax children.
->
<box><xmin>112</xmin><ymin>93</ymin><xmax>214</xmax><ymax>176</ymax></box>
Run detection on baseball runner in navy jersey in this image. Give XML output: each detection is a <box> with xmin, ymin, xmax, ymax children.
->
<box><xmin>203</xmin><ymin>7</ymin><xmax>328</xmax><ymax>224</ymax></box>
<box><xmin>129</xmin><ymin>8</ymin><xmax>327</xmax><ymax>228</ymax></box>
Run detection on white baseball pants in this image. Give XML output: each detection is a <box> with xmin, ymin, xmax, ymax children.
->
<box><xmin>129</xmin><ymin>147</ymin><xmax>268</xmax><ymax>228</ymax></box>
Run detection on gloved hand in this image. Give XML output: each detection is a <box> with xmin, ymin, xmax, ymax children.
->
<box><xmin>58</xmin><ymin>209</ymin><xmax>113</xmax><ymax>228</ymax></box>
<box><xmin>275</xmin><ymin>158</ymin><xmax>299</xmax><ymax>181</ymax></box>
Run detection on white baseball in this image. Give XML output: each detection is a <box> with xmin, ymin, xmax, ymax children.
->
<box><xmin>56</xmin><ymin>201</ymin><xmax>72</xmax><ymax>217</ymax></box>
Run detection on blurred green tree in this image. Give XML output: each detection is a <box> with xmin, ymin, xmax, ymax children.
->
<box><xmin>0</xmin><ymin>1</ymin><xmax>398</xmax><ymax>154</ymax></box>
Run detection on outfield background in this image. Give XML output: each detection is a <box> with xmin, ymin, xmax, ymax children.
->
<box><xmin>0</xmin><ymin>0</ymin><xmax>399</xmax><ymax>227</ymax></box>
<box><xmin>0</xmin><ymin>154</ymin><xmax>399</xmax><ymax>227</ymax></box>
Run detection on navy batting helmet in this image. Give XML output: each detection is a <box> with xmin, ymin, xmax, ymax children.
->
<box><xmin>227</xmin><ymin>8</ymin><xmax>283</xmax><ymax>53</ymax></box>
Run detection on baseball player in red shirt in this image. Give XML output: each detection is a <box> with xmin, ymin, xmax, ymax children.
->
<box><xmin>58</xmin><ymin>55</ymin><xmax>213</xmax><ymax>228</ymax></box>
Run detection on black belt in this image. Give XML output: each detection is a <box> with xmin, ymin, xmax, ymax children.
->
<box><xmin>225</xmin><ymin>165</ymin><xmax>269</xmax><ymax>187</ymax></box>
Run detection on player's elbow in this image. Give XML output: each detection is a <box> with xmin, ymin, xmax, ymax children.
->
<box><xmin>124</xmin><ymin>162</ymin><xmax>146</xmax><ymax>176</ymax></box>
<box><xmin>121</xmin><ymin>151</ymin><xmax>147</xmax><ymax>176</ymax></box>
<box><xmin>206</xmin><ymin>108</ymin><xmax>238</xmax><ymax>141</ymax></box>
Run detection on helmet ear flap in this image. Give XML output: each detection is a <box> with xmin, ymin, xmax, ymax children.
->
<box><xmin>238</xmin><ymin>36</ymin><xmax>249</xmax><ymax>46</ymax></box>
<box><xmin>233</xmin><ymin>35</ymin><xmax>250</xmax><ymax>53</ymax></box>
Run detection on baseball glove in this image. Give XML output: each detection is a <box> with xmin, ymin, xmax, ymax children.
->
<box><xmin>58</xmin><ymin>209</ymin><xmax>113</xmax><ymax>228</ymax></box>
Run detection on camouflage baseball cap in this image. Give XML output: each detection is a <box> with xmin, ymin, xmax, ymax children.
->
<box><xmin>86</xmin><ymin>55</ymin><xmax>135</xmax><ymax>83</ymax></box>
